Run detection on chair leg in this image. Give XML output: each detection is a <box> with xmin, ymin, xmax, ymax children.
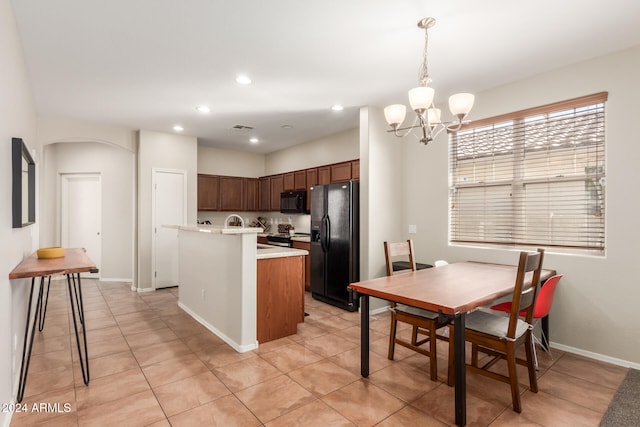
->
<box><xmin>506</xmin><ymin>344</ymin><xmax>522</xmax><ymax>413</ymax></box>
<box><xmin>388</xmin><ymin>311</ymin><xmax>398</xmax><ymax>360</ymax></box>
<box><xmin>411</xmin><ymin>326</ymin><xmax>419</xmax><ymax>345</ymax></box>
<box><xmin>471</xmin><ymin>343</ymin><xmax>479</xmax><ymax>367</ymax></box>
<box><xmin>525</xmin><ymin>331</ymin><xmax>539</xmax><ymax>394</ymax></box>
<box><xmin>540</xmin><ymin>330</ymin><xmax>554</xmax><ymax>360</ymax></box>
<box><xmin>429</xmin><ymin>326</ymin><xmax>437</xmax><ymax>381</ymax></box>
<box><xmin>532</xmin><ymin>337</ymin><xmax>539</xmax><ymax>370</ymax></box>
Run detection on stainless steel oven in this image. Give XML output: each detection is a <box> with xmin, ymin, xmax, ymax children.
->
<box><xmin>266</xmin><ymin>234</ymin><xmax>293</xmax><ymax>247</ymax></box>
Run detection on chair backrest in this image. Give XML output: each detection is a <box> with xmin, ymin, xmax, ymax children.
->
<box><xmin>533</xmin><ymin>274</ymin><xmax>563</xmax><ymax>319</ymax></box>
<box><xmin>434</xmin><ymin>260</ymin><xmax>449</xmax><ymax>267</ymax></box>
<box><xmin>507</xmin><ymin>248</ymin><xmax>544</xmax><ymax>339</ymax></box>
<box><xmin>383</xmin><ymin>240</ymin><xmax>416</xmax><ymax>277</ymax></box>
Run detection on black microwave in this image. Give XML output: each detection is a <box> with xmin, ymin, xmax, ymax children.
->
<box><xmin>280</xmin><ymin>190</ymin><xmax>307</xmax><ymax>214</ymax></box>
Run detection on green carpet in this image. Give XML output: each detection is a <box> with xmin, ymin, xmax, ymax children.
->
<box><xmin>600</xmin><ymin>368</ymin><xmax>640</xmax><ymax>427</ymax></box>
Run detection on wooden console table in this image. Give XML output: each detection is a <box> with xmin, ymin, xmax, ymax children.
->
<box><xmin>9</xmin><ymin>248</ymin><xmax>96</xmax><ymax>402</ymax></box>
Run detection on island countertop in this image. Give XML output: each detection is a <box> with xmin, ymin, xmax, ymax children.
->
<box><xmin>257</xmin><ymin>243</ymin><xmax>308</xmax><ymax>259</ymax></box>
<box><xmin>164</xmin><ymin>224</ymin><xmax>263</xmax><ymax>234</ymax></box>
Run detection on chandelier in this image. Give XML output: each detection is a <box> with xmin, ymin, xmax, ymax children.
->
<box><xmin>384</xmin><ymin>17</ymin><xmax>475</xmax><ymax>145</ymax></box>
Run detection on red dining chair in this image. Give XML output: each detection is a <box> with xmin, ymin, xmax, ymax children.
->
<box><xmin>490</xmin><ymin>274</ymin><xmax>563</xmax><ymax>368</ymax></box>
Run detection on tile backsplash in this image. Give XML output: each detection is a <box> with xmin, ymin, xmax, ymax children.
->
<box><xmin>196</xmin><ymin>211</ymin><xmax>310</xmax><ymax>234</ymax></box>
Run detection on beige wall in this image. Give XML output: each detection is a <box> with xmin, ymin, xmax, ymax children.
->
<box><xmin>41</xmin><ymin>142</ymin><xmax>135</xmax><ymax>280</ymax></box>
<box><xmin>403</xmin><ymin>45</ymin><xmax>640</xmax><ymax>366</ymax></box>
<box><xmin>196</xmin><ymin>128</ymin><xmax>359</xmax><ymax>178</ymax></box>
<box><xmin>138</xmin><ymin>130</ymin><xmax>198</xmax><ymax>290</ymax></box>
<box><xmin>197</xmin><ymin>128</ymin><xmax>359</xmax><ymax>178</ymax></box>
<box><xmin>265</xmin><ymin>128</ymin><xmax>359</xmax><ymax>175</ymax></box>
<box><xmin>38</xmin><ymin>115</ymin><xmax>137</xmax><ymax>153</ymax></box>
<box><xmin>198</xmin><ymin>145</ymin><xmax>265</xmax><ymax>177</ymax></box>
<box><xmin>0</xmin><ymin>0</ymin><xmax>38</xmax><ymax>423</ymax></box>
<box><xmin>359</xmin><ymin>107</ymin><xmax>405</xmax><ymax>311</ymax></box>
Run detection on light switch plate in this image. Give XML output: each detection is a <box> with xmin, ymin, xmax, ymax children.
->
<box><xmin>408</xmin><ymin>224</ymin><xmax>417</xmax><ymax>234</ymax></box>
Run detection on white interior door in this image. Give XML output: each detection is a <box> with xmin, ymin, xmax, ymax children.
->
<box><xmin>61</xmin><ymin>174</ymin><xmax>102</xmax><ymax>278</ymax></box>
<box><xmin>153</xmin><ymin>170</ymin><xmax>186</xmax><ymax>289</ymax></box>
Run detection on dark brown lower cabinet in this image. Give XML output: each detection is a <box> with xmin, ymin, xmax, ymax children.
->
<box><xmin>256</xmin><ymin>256</ymin><xmax>305</xmax><ymax>343</ymax></box>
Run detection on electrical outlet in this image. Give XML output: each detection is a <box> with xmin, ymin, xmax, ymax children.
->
<box><xmin>201</xmin><ymin>289</ymin><xmax>206</xmax><ymax>300</ymax></box>
<box><xmin>408</xmin><ymin>224</ymin><xmax>417</xmax><ymax>234</ymax></box>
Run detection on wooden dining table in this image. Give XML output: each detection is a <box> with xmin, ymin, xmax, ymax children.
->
<box><xmin>349</xmin><ymin>261</ymin><xmax>556</xmax><ymax>426</ymax></box>
<box><xmin>9</xmin><ymin>248</ymin><xmax>96</xmax><ymax>402</ymax></box>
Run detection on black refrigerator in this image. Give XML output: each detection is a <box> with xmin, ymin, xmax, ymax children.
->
<box><xmin>310</xmin><ymin>181</ymin><xmax>359</xmax><ymax>311</ymax></box>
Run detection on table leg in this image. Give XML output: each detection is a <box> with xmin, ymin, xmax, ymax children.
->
<box><xmin>17</xmin><ymin>277</ymin><xmax>44</xmax><ymax>403</ymax></box>
<box><xmin>70</xmin><ymin>273</ymin><xmax>85</xmax><ymax>325</ymax></box>
<box><xmin>539</xmin><ymin>276</ymin><xmax>550</xmax><ymax>351</ymax></box>
<box><xmin>360</xmin><ymin>294</ymin><xmax>369</xmax><ymax>377</ymax></box>
<box><xmin>67</xmin><ymin>273</ymin><xmax>90</xmax><ymax>384</ymax></box>
<box><xmin>37</xmin><ymin>276</ymin><xmax>52</xmax><ymax>331</ymax></box>
<box><xmin>541</xmin><ymin>315</ymin><xmax>550</xmax><ymax>351</ymax></box>
<box><xmin>453</xmin><ymin>313</ymin><xmax>466</xmax><ymax>426</ymax></box>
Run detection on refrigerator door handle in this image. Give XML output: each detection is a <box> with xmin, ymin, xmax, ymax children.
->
<box><xmin>324</xmin><ymin>216</ymin><xmax>331</xmax><ymax>251</ymax></box>
<box><xmin>320</xmin><ymin>214</ymin><xmax>328</xmax><ymax>252</ymax></box>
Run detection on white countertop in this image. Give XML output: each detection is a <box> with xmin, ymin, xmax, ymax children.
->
<box><xmin>256</xmin><ymin>244</ymin><xmax>308</xmax><ymax>259</ymax></box>
<box><xmin>164</xmin><ymin>224</ymin><xmax>263</xmax><ymax>234</ymax></box>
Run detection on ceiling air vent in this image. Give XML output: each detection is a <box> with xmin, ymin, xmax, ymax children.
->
<box><xmin>232</xmin><ymin>124</ymin><xmax>254</xmax><ymax>130</ymax></box>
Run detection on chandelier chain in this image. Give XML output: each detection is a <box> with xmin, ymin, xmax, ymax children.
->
<box><xmin>418</xmin><ymin>25</ymin><xmax>430</xmax><ymax>87</ymax></box>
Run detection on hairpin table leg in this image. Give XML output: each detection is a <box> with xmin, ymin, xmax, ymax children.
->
<box><xmin>16</xmin><ymin>277</ymin><xmax>44</xmax><ymax>403</ymax></box>
<box><xmin>37</xmin><ymin>276</ymin><xmax>52</xmax><ymax>331</ymax></box>
<box><xmin>67</xmin><ymin>273</ymin><xmax>90</xmax><ymax>384</ymax></box>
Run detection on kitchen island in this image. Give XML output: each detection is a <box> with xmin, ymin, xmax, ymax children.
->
<box><xmin>170</xmin><ymin>225</ymin><xmax>307</xmax><ymax>352</ymax></box>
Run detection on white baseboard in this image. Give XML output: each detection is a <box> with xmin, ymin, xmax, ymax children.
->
<box><xmin>99</xmin><ymin>278</ymin><xmax>132</xmax><ymax>283</ymax></box>
<box><xmin>550</xmin><ymin>342</ymin><xmax>640</xmax><ymax>370</ymax></box>
<box><xmin>360</xmin><ymin>304</ymin><xmax>639</xmax><ymax>370</ymax></box>
<box><xmin>369</xmin><ymin>305</ymin><xmax>390</xmax><ymax>316</ymax></box>
<box><xmin>178</xmin><ymin>302</ymin><xmax>258</xmax><ymax>353</ymax></box>
<box><xmin>136</xmin><ymin>287</ymin><xmax>155</xmax><ymax>293</ymax></box>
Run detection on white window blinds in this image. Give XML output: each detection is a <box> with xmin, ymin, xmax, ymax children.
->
<box><xmin>449</xmin><ymin>92</ymin><xmax>607</xmax><ymax>254</ymax></box>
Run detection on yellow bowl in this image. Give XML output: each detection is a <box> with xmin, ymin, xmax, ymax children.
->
<box><xmin>37</xmin><ymin>247</ymin><xmax>65</xmax><ymax>259</ymax></box>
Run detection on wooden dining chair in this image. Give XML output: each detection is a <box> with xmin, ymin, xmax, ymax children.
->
<box><xmin>384</xmin><ymin>240</ymin><xmax>449</xmax><ymax>381</ymax></box>
<box><xmin>447</xmin><ymin>248</ymin><xmax>544</xmax><ymax>413</ymax></box>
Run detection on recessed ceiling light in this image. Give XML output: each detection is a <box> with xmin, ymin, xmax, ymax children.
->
<box><xmin>281</xmin><ymin>124</ymin><xmax>294</xmax><ymax>129</ymax></box>
<box><xmin>195</xmin><ymin>105</ymin><xmax>210</xmax><ymax>113</ymax></box>
<box><xmin>331</xmin><ymin>104</ymin><xmax>344</xmax><ymax>111</ymax></box>
<box><xmin>173</xmin><ymin>125</ymin><xmax>184</xmax><ymax>132</ymax></box>
<box><xmin>236</xmin><ymin>75</ymin><xmax>252</xmax><ymax>85</ymax></box>
<box><xmin>249</xmin><ymin>137</ymin><xmax>259</xmax><ymax>144</ymax></box>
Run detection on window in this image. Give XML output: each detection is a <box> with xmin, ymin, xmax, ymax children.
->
<box><xmin>449</xmin><ymin>92</ymin><xmax>607</xmax><ymax>255</ymax></box>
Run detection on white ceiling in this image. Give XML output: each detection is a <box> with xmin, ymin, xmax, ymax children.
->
<box><xmin>11</xmin><ymin>0</ymin><xmax>640</xmax><ymax>154</ymax></box>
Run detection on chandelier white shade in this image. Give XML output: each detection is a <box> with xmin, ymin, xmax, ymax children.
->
<box><xmin>385</xmin><ymin>17</ymin><xmax>475</xmax><ymax>145</ymax></box>
<box><xmin>383</xmin><ymin>104</ymin><xmax>407</xmax><ymax>127</ymax></box>
<box><xmin>408</xmin><ymin>86</ymin><xmax>435</xmax><ymax>112</ymax></box>
<box><xmin>449</xmin><ymin>93</ymin><xmax>475</xmax><ymax>116</ymax></box>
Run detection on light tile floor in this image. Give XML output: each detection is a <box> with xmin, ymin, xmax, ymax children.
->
<box><xmin>10</xmin><ymin>279</ymin><xmax>628</xmax><ymax>426</ymax></box>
